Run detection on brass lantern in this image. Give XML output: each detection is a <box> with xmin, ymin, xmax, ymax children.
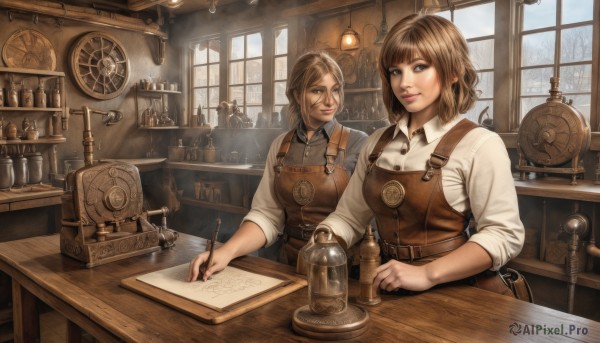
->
<box><xmin>292</xmin><ymin>227</ymin><xmax>369</xmax><ymax>340</ymax></box>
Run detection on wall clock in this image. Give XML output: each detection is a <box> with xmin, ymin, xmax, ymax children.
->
<box><xmin>2</xmin><ymin>29</ymin><xmax>57</xmax><ymax>71</ymax></box>
<box><xmin>69</xmin><ymin>31</ymin><xmax>130</xmax><ymax>100</ymax></box>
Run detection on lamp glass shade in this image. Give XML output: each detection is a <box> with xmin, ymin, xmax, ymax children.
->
<box><xmin>340</xmin><ymin>27</ymin><xmax>360</xmax><ymax>51</ymax></box>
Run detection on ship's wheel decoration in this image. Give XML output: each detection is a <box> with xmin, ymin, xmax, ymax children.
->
<box><xmin>517</xmin><ymin>77</ymin><xmax>590</xmax><ymax>185</ymax></box>
<box><xmin>69</xmin><ymin>32</ymin><xmax>130</xmax><ymax>100</ymax></box>
<box><xmin>2</xmin><ymin>29</ymin><xmax>57</xmax><ymax>71</ymax></box>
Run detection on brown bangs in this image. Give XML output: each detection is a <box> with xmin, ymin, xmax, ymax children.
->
<box><xmin>381</xmin><ymin>30</ymin><xmax>433</xmax><ymax>71</ymax></box>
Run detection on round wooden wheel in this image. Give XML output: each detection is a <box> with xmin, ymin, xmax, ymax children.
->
<box><xmin>69</xmin><ymin>31</ymin><xmax>130</xmax><ymax>100</ymax></box>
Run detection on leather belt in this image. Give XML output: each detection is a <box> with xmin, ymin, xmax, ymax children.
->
<box><xmin>284</xmin><ymin>225</ymin><xmax>316</xmax><ymax>241</ymax></box>
<box><xmin>380</xmin><ymin>233</ymin><xmax>468</xmax><ymax>262</ymax></box>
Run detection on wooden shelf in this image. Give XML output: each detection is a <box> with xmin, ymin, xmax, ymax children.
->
<box><xmin>167</xmin><ymin>161</ymin><xmax>264</xmax><ymax>176</ymax></box>
<box><xmin>0</xmin><ymin>67</ymin><xmax>65</xmax><ymax>77</ymax></box>
<box><xmin>508</xmin><ymin>257</ymin><xmax>600</xmax><ymax>290</ymax></box>
<box><xmin>138</xmin><ymin>89</ymin><xmax>181</xmax><ymax>95</ymax></box>
<box><xmin>0</xmin><ymin>184</ymin><xmax>63</xmax><ymax>212</ymax></box>
<box><xmin>0</xmin><ymin>107</ymin><xmax>63</xmax><ymax>112</ymax></box>
<box><xmin>0</xmin><ymin>137</ymin><xmax>66</xmax><ymax>145</ymax></box>
<box><xmin>179</xmin><ymin>196</ymin><xmax>249</xmax><ymax>215</ymax></box>
<box><xmin>514</xmin><ymin>177</ymin><xmax>600</xmax><ymax>202</ymax></box>
<box><xmin>138</xmin><ymin>126</ymin><xmax>180</xmax><ymax>130</ymax></box>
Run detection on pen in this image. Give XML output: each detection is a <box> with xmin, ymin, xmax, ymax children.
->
<box><xmin>201</xmin><ymin>217</ymin><xmax>221</xmax><ymax>280</ymax></box>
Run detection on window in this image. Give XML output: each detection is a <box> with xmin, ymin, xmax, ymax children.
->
<box><xmin>191</xmin><ymin>38</ymin><xmax>220</xmax><ymax>127</ymax></box>
<box><xmin>273</xmin><ymin>27</ymin><xmax>289</xmax><ymax>119</ymax></box>
<box><xmin>436</xmin><ymin>2</ymin><xmax>495</xmax><ymax>124</ymax></box>
<box><xmin>229</xmin><ymin>31</ymin><xmax>263</xmax><ymax>124</ymax></box>
<box><xmin>519</xmin><ymin>0</ymin><xmax>594</xmax><ymax>123</ymax></box>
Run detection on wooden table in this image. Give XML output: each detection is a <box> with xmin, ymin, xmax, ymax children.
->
<box><xmin>1</xmin><ymin>233</ymin><xmax>599</xmax><ymax>343</ymax></box>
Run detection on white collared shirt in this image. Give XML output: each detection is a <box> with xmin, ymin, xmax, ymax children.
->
<box><xmin>320</xmin><ymin>114</ymin><xmax>525</xmax><ymax>270</ymax></box>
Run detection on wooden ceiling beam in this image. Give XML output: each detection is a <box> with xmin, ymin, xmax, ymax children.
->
<box><xmin>281</xmin><ymin>0</ymin><xmax>373</xmax><ymax>18</ymax></box>
<box><xmin>0</xmin><ymin>0</ymin><xmax>167</xmax><ymax>38</ymax></box>
<box><xmin>127</xmin><ymin>0</ymin><xmax>169</xmax><ymax>12</ymax></box>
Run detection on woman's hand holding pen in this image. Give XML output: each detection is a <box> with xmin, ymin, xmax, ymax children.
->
<box><xmin>188</xmin><ymin>248</ymin><xmax>234</xmax><ymax>282</ymax></box>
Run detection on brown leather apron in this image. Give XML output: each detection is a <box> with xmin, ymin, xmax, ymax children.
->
<box><xmin>274</xmin><ymin>123</ymin><xmax>351</xmax><ymax>267</ymax></box>
<box><xmin>364</xmin><ymin>119</ymin><xmax>513</xmax><ymax>296</ymax></box>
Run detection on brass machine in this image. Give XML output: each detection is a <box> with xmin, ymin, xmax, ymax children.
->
<box><xmin>517</xmin><ymin>77</ymin><xmax>591</xmax><ymax>184</ymax></box>
<box><xmin>60</xmin><ymin>106</ymin><xmax>178</xmax><ymax>268</ymax></box>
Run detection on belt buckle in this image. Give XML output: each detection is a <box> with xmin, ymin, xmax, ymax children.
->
<box><xmin>299</xmin><ymin>225</ymin><xmax>315</xmax><ymax>240</ymax></box>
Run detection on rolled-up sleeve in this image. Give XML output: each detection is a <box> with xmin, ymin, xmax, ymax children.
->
<box><xmin>465</xmin><ymin>133</ymin><xmax>524</xmax><ymax>270</ymax></box>
<box><xmin>242</xmin><ymin>133</ymin><xmax>286</xmax><ymax>246</ymax></box>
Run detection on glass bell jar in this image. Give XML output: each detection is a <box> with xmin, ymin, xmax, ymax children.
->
<box><xmin>292</xmin><ymin>227</ymin><xmax>369</xmax><ymax>340</ymax></box>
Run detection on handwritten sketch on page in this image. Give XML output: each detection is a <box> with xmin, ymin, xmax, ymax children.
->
<box><xmin>136</xmin><ymin>263</ymin><xmax>287</xmax><ymax>311</ymax></box>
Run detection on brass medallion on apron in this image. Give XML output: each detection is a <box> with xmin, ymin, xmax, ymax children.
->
<box><xmin>274</xmin><ymin>123</ymin><xmax>351</xmax><ymax>267</ymax></box>
<box><xmin>363</xmin><ymin>119</ymin><xmax>513</xmax><ymax>296</ymax></box>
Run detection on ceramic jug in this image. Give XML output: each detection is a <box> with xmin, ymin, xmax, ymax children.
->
<box><xmin>204</xmin><ymin>137</ymin><xmax>217</xmax><ymax>163</ymax></box>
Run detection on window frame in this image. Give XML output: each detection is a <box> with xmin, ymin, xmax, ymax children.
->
<box><xmin>189</xmin><ymin>36</ymin><xmax>221</xmax><ymax>128</ymax></box>
<box><xmin>426</xmin><ymin>0</ymin><xmax>599</xmax><ymax>148</ymax></box>
<box><xmin>188</xmin><ymin>24</ymin><xmax>288</xmax><ymax>129</ymax></box>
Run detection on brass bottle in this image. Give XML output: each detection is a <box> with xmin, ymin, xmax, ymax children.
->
<box><xmin>356</xmin><ymin>224</ymin><xmax>381</xmax><ymax>305</ymax></box>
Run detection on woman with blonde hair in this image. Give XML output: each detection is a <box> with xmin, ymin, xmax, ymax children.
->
<box><xmin>189</xmin><ymin>51</ymin><xmax>367</xmax><ymax>281</ymax></box>
<box><xmin>318</xmin><ymin>14</ymin><xmax>524</xmax><ymax>295</ymax></box>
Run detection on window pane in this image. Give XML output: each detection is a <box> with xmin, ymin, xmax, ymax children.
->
<box><xmin>560</xmin><ymin>64</ymin><xmax>592</xmax><ymax>93</ymax></box>
<box><xmin>229</xmin><ymin>86</ymin><xmax>244</xmax><ymax>103</ymax></box>
<box><xmin>245</xmin><ymin>106</ymin><xmax>262</xmax><ymax>124</ymax></box>
<box><xmin>193</xmin><ymin>42</ymin><xmax>207</xmax><ymax>65</ymax></box>
<box><xmin>523</xmin><ymin>0</ymin><xmax>556</xmax><ymax>31</ymax></box>
<box><xmin>193</xmin><ymin>66</ymin><xmax>207</xmax><ymax>87</ymax></box>
<box><xmin>274</xmin><ymin>81</ymin><xmax>287</xmax><ymax>105</ymax></box>
<box><xmin>246</xmin><ymin>59</ymin><xmax>262</xmax><ymax>83</ymax></box>
<box><xmin>436</xmin><ymin>11</ymin><xmax>451</xmax><ymax>21</ymax></box>
<box><xmin>247</xmin><ymin>32</ymin><xmax>263</xmax><ymax>58</ymax></box>
<box><xmin>209</xmin><ymin>86</ymin><xmax>220</xmax><ymax>108</ymax></box>
<box><xmin>465</xmin><ymin>100</ymin><xmax>493</xmax><ymax>124</ymax></box>
<box><xmin>229</xmin><ymin>61</ymin><xmax>244</xmax><ymax>85</ymax></box>
<box><xmin>274</xmin><ymin>57</ymin><xmax>287</xmax><ymax>81</ymax></box>
<box><xmin>521</xmin><ymin>32</ymin><xmax>555</xmax><ymax>67</ymax></box>
<box><xmin>562</xmin><ymin>0</ymin><xmax>593</xmax><ymax>25</ymax></box>
<box><xmin>520</xmin><ymin>97</ymin><xmax>547</xmax><ymax>120</ymax></box>
<box><xmin>567</xmin><ymin>94</ymin><xmax>591</xmax><ymax>123</ymax></box>
<box><xmin>194</xmin><ymin>88</ymin><xmax>207</xmax><ymax>109</ymax></box>
<box><xmin>477</xmin><ymin>71</ymin><xmax>494</xmax><ymax>99</ymax></box>
<box><xmin>469</xmin><ymin>39</ymin><xmax>494</xmax><ymax>70</ymax></box>
<box><xmin>207</xmin><ymin>108</ymin><xmax>218</xmax><ymax>128</ymax></box>
<box><xmin>521</xmin><ymin>67</ymin><xmax>554</xmax><ymax>96</ymax></box>
<box><xmin>246</xmin><ymin>84</ymin><xmax>262</xmax><ymax>105</ymax></box>
<box><xmin>275</xmin><ymin>28</ymin><xmax>288</xmax><ymax>55</ymax></box>
<box><xmin>453</xmin><ymin>2</ymin><xmax>494</xmax><ymax>39</ymax></box>
<box><xmin>560</xmin><ymin>26</ymin><xmax>593</xmax><ymax>63</ymax></box>
<box><xmin>208</xmin><ymin>40</ymin><xmax>220</xmax><ymax>63</ymax></box>
<box><xmin>209</xmin><ymin>64</ymin><xmax>219</xmax><ymax>86</ymax></box>
<box><xmin>231</xmin><ymin>36</ymin><xmax>244</xmax><ymax>60</ymax></box>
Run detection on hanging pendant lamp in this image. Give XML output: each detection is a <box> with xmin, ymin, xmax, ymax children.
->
<box><xmin>340</xmin><ymin>8</ymin><xmax>360</xmax><ymax>51</ymax></box>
